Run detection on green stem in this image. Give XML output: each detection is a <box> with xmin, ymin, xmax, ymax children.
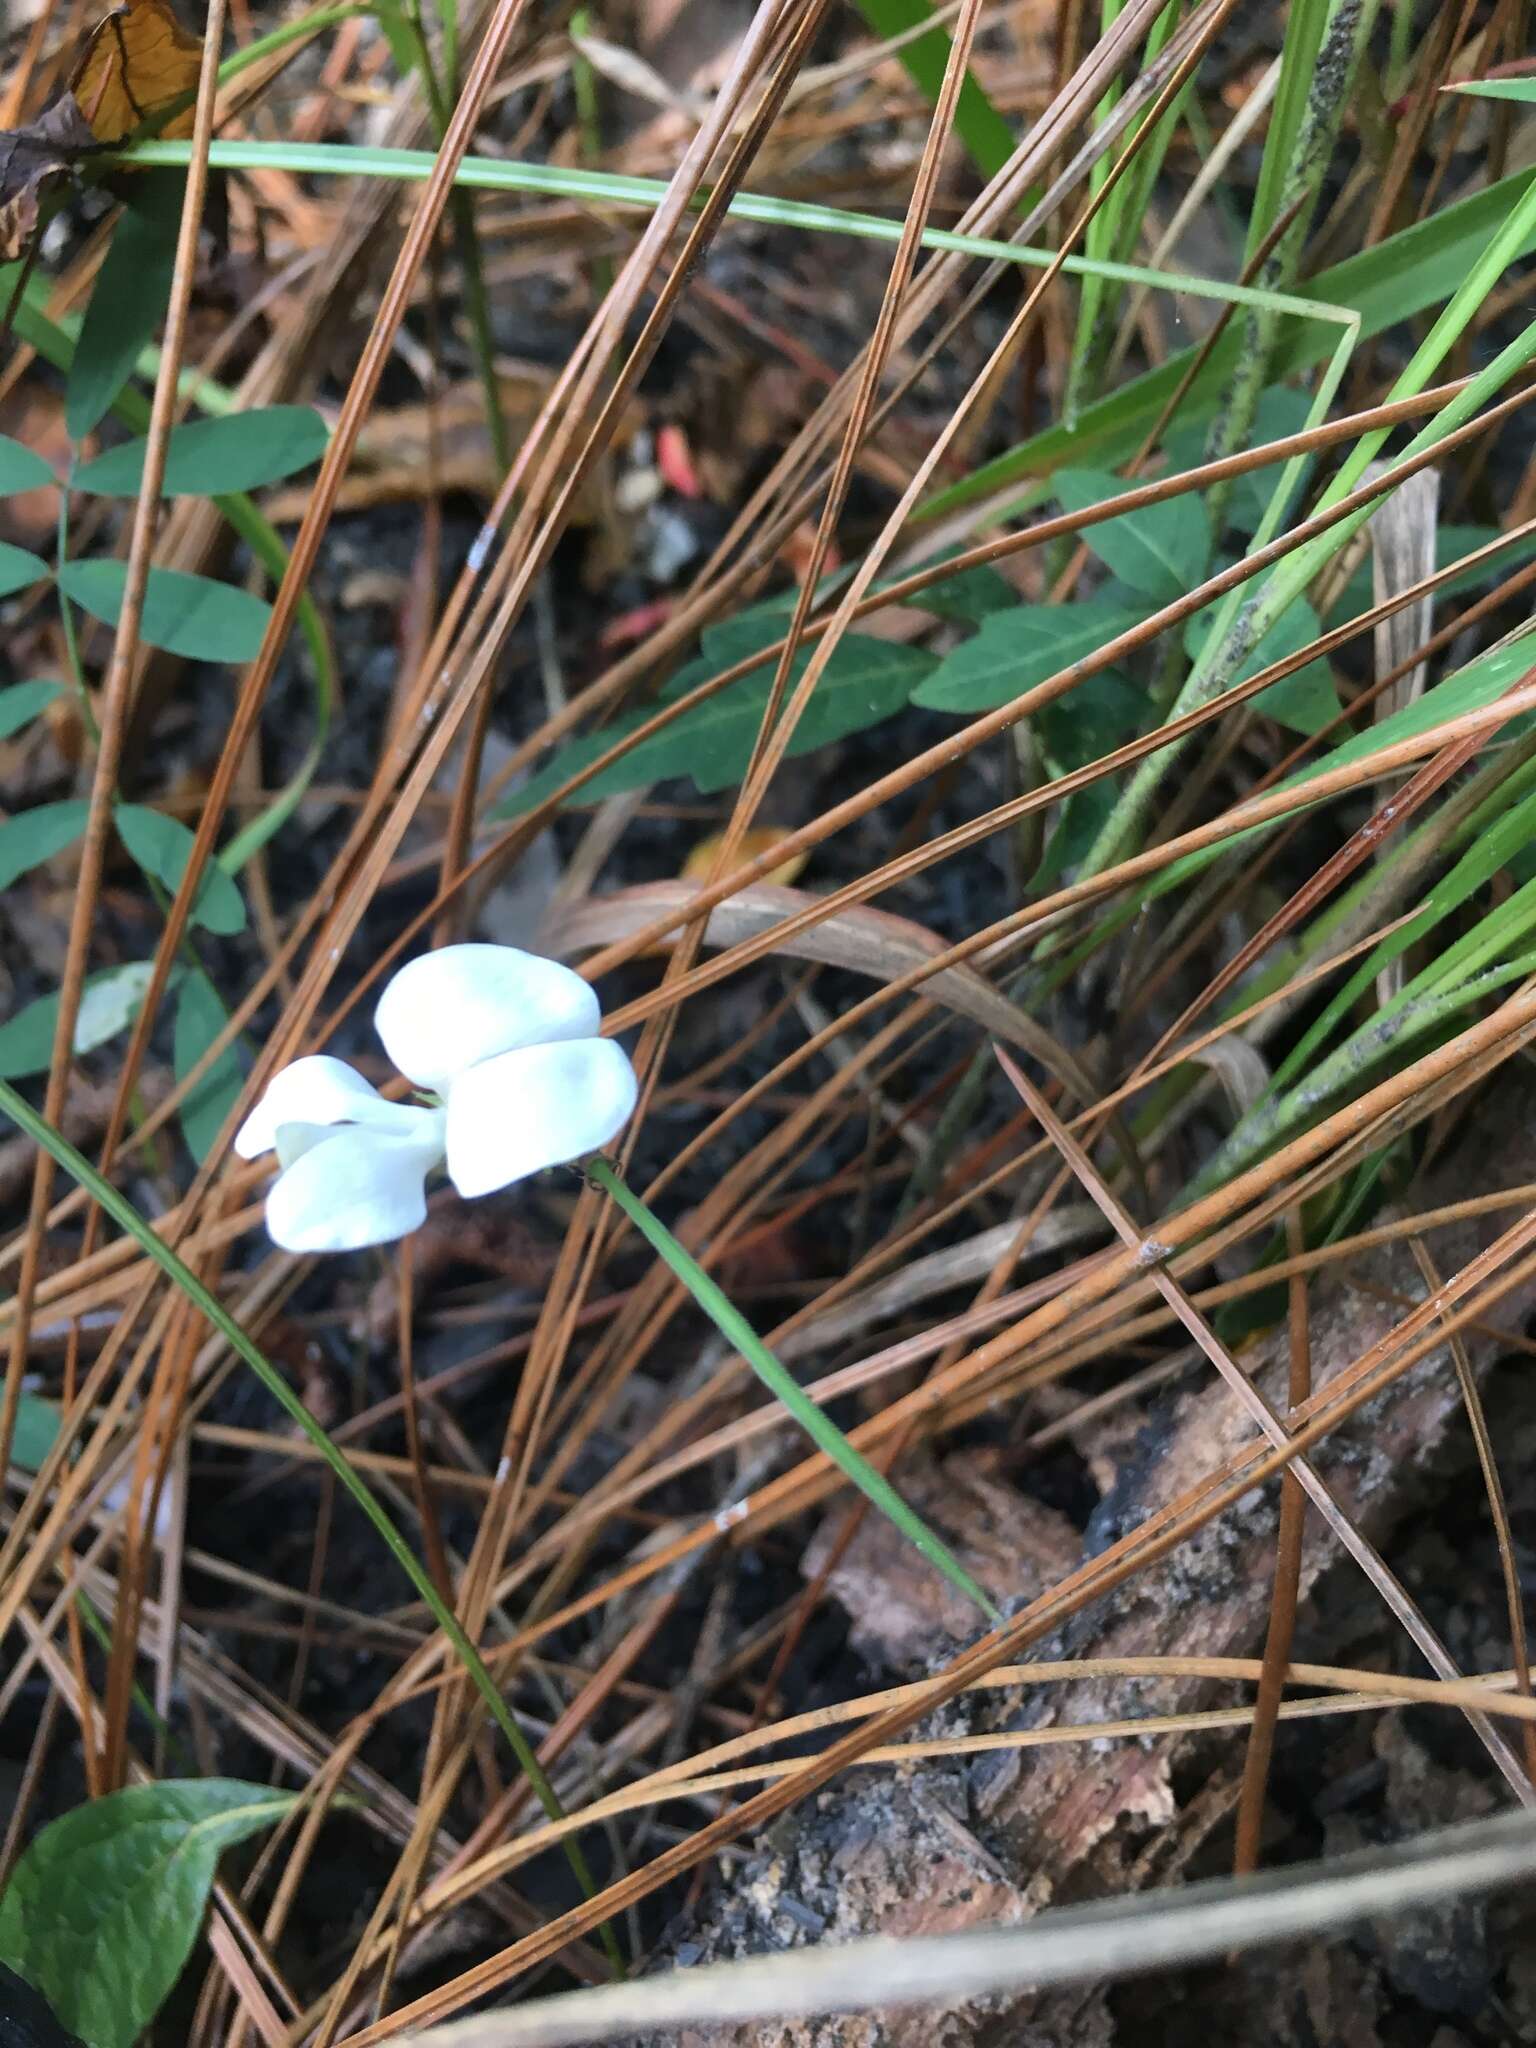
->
<box><xmin>587</xmin><ymin>1157</ymin><xmax>1002</xmax><ymax>1623</ymax></box>
<box><xmin>0</xmin><ymin>1079</ymin><xmax>618</xmax><ymax>1963</ymax></box>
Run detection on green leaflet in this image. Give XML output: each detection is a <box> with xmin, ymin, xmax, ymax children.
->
<box><xmin>496</xmin><ymin>628</ymin><xmax>934</xmax><ymax>817</ymax></box>
<box><xmin>173</xmin><ymin>970</ymin><xmax>247</xmax><ymax>1163</ymax></box>
<box><xmin>0</xmin><ymin>434</ymin><xmax>55</xmax><ymax>494</ymax></box>
<box><xmin>913</xmin><ymin>599</ymin><xmax>1146</xmax><ymax>712</ymax></box>
<box><xmin>114</xmin><ymin>805</ymin><xmax>247</xmax><ymax>934</ymax></box>
<box><xmin>57</xmin><ymin>560</ymin><xmax>271</xmax><ymax>664</ymax></box>
<box><xmin>1055</xmin><ymin>467</ymin><xmax>1212</xmax><ymax>602</ymax></box>
<box><xmin>0</xmin><ymin>1781</ymin><xmax>297</xmax><ymax>2048</ymax></box>
<box><xmin>74</xmin><ymin>406</ymin><xmax>329</xmax><ymax>498</ymax></box>
<box><xmin>0</xmin><ymin>681</ymin><xmax>65</xmax><ymax>738</ymax></box>
<box><xmin>928</xmin><ymin>165</ymin><xmax>1536</xmax><ymax>514</ymax></box>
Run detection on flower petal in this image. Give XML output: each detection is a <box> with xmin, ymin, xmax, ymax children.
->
<box><xmin>373</xmin><ymin>944</ymin><xmax>602</xmax><ymax>1090</ymax></box>
<box><xmin>444</xmin><ymin>1038</ymin><xmax>638</xmax><ymax>1199</ymax></box>
<box><xmin>263</xmin><ymin>1124</ymin><xmax>444</xmax><ymax>1252</ymax></box>
<box><xmin>235</xmin><ymin>1054</ymin><xmax>419</xmax><ymax>1159</ymax></box>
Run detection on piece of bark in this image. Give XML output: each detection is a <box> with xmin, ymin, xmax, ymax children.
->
<box><xmin>639</xmin><ymin>1074</ymin><xmax>1536</xmax><ymax>2048</ymax></box>
<box><xmin>801</xmin><ymin>1448</ymin><xmax>1081</xmax><ymax>1673</ymax></box>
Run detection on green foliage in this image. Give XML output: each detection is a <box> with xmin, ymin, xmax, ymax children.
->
<box><xmin>904</xmin><ymin>554</ymin><xmax>1017</xmax><ymax>622</ymax></box>
<box><xmin>74</xmin><ymin>407</ymin><xmax>330</xmax><ymax>498</ymax></box>
<box><xmin>0</xmin><ymin>681</ymin><xmax>64</xmax><ymax>738</ymax></box>
<box><xmin>173</xmin><ymin>970</ymin><xmax>246</xmax><ymax>1162</ymax></box>
<box><xmin>8</xmin><ymin>1390</ymin><xmax>61</xmax><ymax>1471</ymax></box>
<box><xmin>0</xmin><ymin>800</ymin><xmax>89</xmax><ymax>891</ymax></box>
<box><xmin>0</xmin><ymin>1780</ymin><xmax>296</xmax><ymax>2048</ymax></box>
<box><xmin>1184</xmin><ymin>594</ymin><xmax>1340</xmax><ymax>734</ymax></box>
<box><xmin>1329</xmin><ymin>522</ymin><xmax>1536</xmax><ymax>623</ymax></box>
<box><xmin>912</xmin><ymin>598</ymin><xmax>1145</xmax><ymax>711</ymax></box>
<box><xmin>1143</xmin><ymin>624</ymin><xmax>1536</xmax><ymax>915</ymax></box>
<box><xmin>1036</xmin><ymin>671</ymin><xmax>1146</xmax><ymax>772</ymax></box>
<box><xmin>0</xmin><ymin>541</ymin><xmax>48</xmax><ymax>596</ymax></box>
<box><xmin>1036</xmin><ymin>781</ymin><xmax>1119</xmax><ymax>886</ymax></box>
<box><xmin>0</xmin><ymin>963</ymin><xmax>169</xmax><ymax>1080</ymax></box>
<box><xmin>114</xmin><ymin>805</ymin><xmax>247</xmax><ymax>934</ymax></box>
<box><xmin>66</xmin><ymin>179</ymin><xmax>182</xmax><ymax>441</ymax></box>
<box><xmin>930</xmin><ymin>165</ymin><xmax>1536</xmax><ymax>513</ymax></box>
<box><xmin>1056</xmin><ymin>467</ymin><xmax>1212</xmax><ymax>601</ymax></box>
<box><xmin>498</xmin><ymin>624</ymin><xmax>934</xmax><ymax>815</ymax></box>
<box><xmin>0</xmin><ymin>434</ymin><xmax>55</xmax><ymax>493</ymax></box>
<box><xmin>57</xmin><ymin>560</ymin><xmax>272</xmax><ymax>662</ymax></box>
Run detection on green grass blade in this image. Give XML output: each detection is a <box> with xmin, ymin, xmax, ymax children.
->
<box><xmin>109</xmin><ymin>139</ymin><xmax>1346</xmax><ymax>321</ymax></box>
<box><xmin>1245</xmin><ymin>0</ymin><xmax>1330</xmax><ymax>259</ymax></box>
<box><xmin>588</xmin><ymin>1158</ymin><xmax>1002</xmax><ymax>1624</ymax></box>
<box><xmin>926</xmin><ymin>163</ymin><xmax>1536</xmax><ymax>511</ymax></box>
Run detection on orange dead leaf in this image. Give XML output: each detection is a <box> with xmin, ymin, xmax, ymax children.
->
<box><xmin>682</xmin><ymin>827</ymin><xmax>807</xmax><ymax>890</ymax></box>
<box><xmin>73</xmin><ymin>0</ymin><xmax>203</xmax><ymax>145</ymax></box>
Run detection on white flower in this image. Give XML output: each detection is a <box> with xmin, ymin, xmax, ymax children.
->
<box><xmin>235</xmin><ymin>945</ymin><xmax>638</xmax><ymax>1253</ymax></box>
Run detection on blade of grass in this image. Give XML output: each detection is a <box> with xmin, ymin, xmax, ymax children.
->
<box><xmin>586</xmin><ymin>1157</ymin><xmax>1002</xmax><ymax>1623</ymax></box>
<box><xmin>1245</xmin><ymin>0</ymin><xmax>1330</xmax><ymax>258</ymax></box>
<box><xmin>0</xmin><ymin>1076</ymin><xmax>617</xmax><ymax>1959</ymax></box>
<box><xmin>111</xmin><ymin>138</ymin><xmax>1361</xmax><ymax>324</ymax></box>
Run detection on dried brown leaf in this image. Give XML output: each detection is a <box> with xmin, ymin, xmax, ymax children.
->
<box><xmin>0</xmin><ymin>95</ymin><xmax>97</xmax><ymax>261</ymax></box>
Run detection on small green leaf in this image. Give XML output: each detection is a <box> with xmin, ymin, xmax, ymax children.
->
<box><xmin>173</xmin><ymin>971</ymin><xmax>246</xmax><ymax>1164</ymax></box>
<box><xmin>1036</xmin><ymin>779</ymin><xmax>1118</xmax><ymax>887</ymax></box>
<box><xmin>0</xmin><ymin>541</ymin><xmax>49</xmax><ymax>597</ymax></box>
<box><xmin>900</xmin><ymin>550</ymin><xmax>1017</xmax><ymax>622</ymax></box>
<box><xmin>57</xmin><ymin>561</ymin><xmax>271</xmax><ymax>663</ymax></box>
<box><xmin>1252</xmin><ymin>659</ymin><xmax>1341</xmax><ymax>737</ymax></box>
<box><xmin>497</xmin><ymin>630</ymin><xmax>933</xmax><ymax>816</ymax></box>
<box><xmin>9</xmin><ymin>1391</ymin><xmax>62</xmax><ymax>1472</ymax></box>
<box><xmin>74</xmin><ymin>407</ymin><xmax>330</xmax><ymax>498</ymax></box>
<box><xmin>0</xmin><ymin>962</ymin><xmax>171</xmax><ymax>1080</ymax></box>
<box><xmin>73</xmin><ymin>962</ymin><xmax>158</xmax><ymax>1053</ymax></box>
<box><xmin>912</xmin><ymin>599</ymin><xmax>1145</xmax><ymax>712</ymax></box>
<box><xmin>1036</xmin><ymin>671</ymin><xmax>1145</xmax><ymax>772</ymax></box>
<box><xmin>0</xmin><ymin>1780</ymin><xmax>297</xmax><ymax>2048</ymax></box>
<box><xmin>0</xmin><ymin>434</ymin><xmax>55</xmax><ymax>494</ymax></box>
<box><xmin>0</xmin><ymin>680</ymin><xmax>64</xmax><ymax>738</ymax></box>
<box><xmin>0</xmin><ymin>800</ymin><xmax>89</xmax><ymax>891</ymax></box>
<box><xmin>1185</xmin><ymin>595</ymin><xmax>1340</xmax><ymax>735</ymax></box>
<box><xmin>1056</xmin><ymin>467</ymin><xmax>1211</xmax><ymax>602</ymax></box>
<box><xmin>65</xmin><ymin>179</ymin><xmax>181</xmax><ymax>441</ymax></box>
<box><xmin>115</xmin><ymin>805</ymin><xmax>247</xmax><ymax>933</ymax></box>
<box><xmin>0</xmin><ymin>992</ymin><xmax>65</xmax><ymax>1079</ymax></box>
